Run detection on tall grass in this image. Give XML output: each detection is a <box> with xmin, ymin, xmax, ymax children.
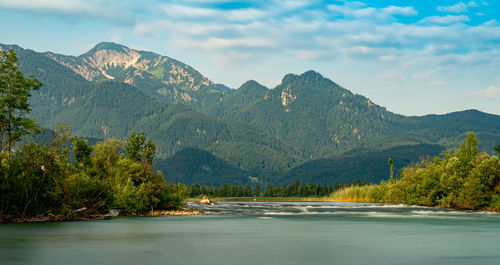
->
<box><xmin>330</xmin><ymin>181</ymin><xmax>402</xmax><ymax>203</ymax></box>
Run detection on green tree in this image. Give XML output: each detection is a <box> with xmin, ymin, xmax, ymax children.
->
<box><xmin>494</xmin><ymin>143</ymin><xmax>500</xmax><ymax>156</ymax></box>
<box><xmin>388</xmin><ymin>158</ymin><xmax>394</xmax><ymax>183</ymax></box>
<box><xmin>73</xmin><ymin>137</ymin><xmax>93</xmax><ymax>168</ymax></box>
<box><xmin>255</xmin><ymin>184</ymin><xmax>260</xmax><ymax>197</ymax></box>
<box><xmin>125</xmin><ymin>130</ymin><xmax>156</xmax><ymax>173</ymax></box>
<box><xmin>125</xmin><ymin>130</ymin><xmax>145</xmax><ymax>162</ymax></box>
<box><xmin>0</xmin><ymin>49</ymin><xmax>42</xmax><ymax>160</ymax></box>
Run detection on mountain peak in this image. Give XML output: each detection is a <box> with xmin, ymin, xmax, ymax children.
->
<box><xmin>80</xmin><ymin>42</ymin><xmax>131</xmax><ymax>57</ymax></box>
<box><xmin>300</xmin><ymin>70</ymin><xmax>323</xmax><ymax>78</ymax></box>
<box><xmin>282</xmin><ymin>70</ymin><xmax>325</xmax><ymax>85</ymax></box>
<box><xmin>239</xmin><ymin>80</ymin><xmax>268</xmax><ymax>92</ymax></box>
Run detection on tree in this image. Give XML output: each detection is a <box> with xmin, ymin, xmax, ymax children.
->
<box><xmin>0</xmin><ymin>49</ymin><xmax>42</xmax><ymax>160</ymax></box>
<box><xmin>494</xmin><ymin>143</ymin><xmax>500</xmax><ymax>156</ymax></box>
<box><xmin>124</xmin><ymin>130</ymin><xmax>146</xmax><ymax>162</ymax></box>
<box><xmin>255</xmin><ymin>184</ymin><xmax>260</xmax><ymax>197</ymax></box>
<box><xmin>388</xmin><ymin>158</ymin><xmax>394</xmax><ymax>183</ymax></box>
<box><xmin>125</xmin><ymin>130</ymin><xmax>157</xmax><ymax>174</ymax></box>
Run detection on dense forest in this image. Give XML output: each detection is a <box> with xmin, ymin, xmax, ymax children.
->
<box><xmin>332</xmin><ymin>133</ymin><xmax>500</xmax><ymax>210</ymax></box>
<box><xmin>0</xmin><ymin>50</ymin><xmax>187</xmax><ymax>222</ymax></box>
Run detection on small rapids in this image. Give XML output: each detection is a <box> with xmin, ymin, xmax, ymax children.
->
<box><xmin>192</xmin><ymin>201</ymin><xmax>500</xmax><ymax>220</ymax></box>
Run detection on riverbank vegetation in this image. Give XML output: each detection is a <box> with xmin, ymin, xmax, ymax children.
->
<box><xmin>0</xmin><ymin>127</ymin><xmax>189</xmax><ymax>222</ymax></box>
<box><xmin>331</xmin><ymin>133</ymin><xmax>500</xmax><ymax>211</ymax></box>
<box><xmin>0</xmin><ymin>50</ymin><xmax>187</xmax><ymax>222</ymax></box>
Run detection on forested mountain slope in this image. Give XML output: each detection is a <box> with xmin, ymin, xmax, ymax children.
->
<box><xmin>210</xmin><ymin>70</ymin><xmax>500</xmax><ymax>157</ymax></box>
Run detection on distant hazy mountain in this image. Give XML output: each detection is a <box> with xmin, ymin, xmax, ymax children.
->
<box><xmin>2</xmin><ymin>42</ymin><xmax>499</xmax><ymax>186</ymax></box>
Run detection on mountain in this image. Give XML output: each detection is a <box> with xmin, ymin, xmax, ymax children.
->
<box><xmin>2</xmin><ymin>42</ymin><xmax>500</xmax><ymax>186</ymax></box>
<box><xmin>211</xmin><ymin>70</ymin><xmax>405</xmax><ymax>157</ymax></box>
<box><xmin>205</xmin><ymin>80</ymin><xmax>269</xmax><ymax>116</ymax></box>
<box><xmin>209</xmin><ymin>70</ymin><xmax>500</xmax><ymax>157</ymax></box>
<box><xmin>34</xmin><ymin>42</ymin><xmax>228</xmax><ymax>109</ymax></box>
<box><xmin>0</xmin><ymin>43</ymin><xmax>301</xmax><ymax>176</ymax></box>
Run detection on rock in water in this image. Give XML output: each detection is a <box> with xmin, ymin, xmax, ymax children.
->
<box><xmin>199</xmin><ymin>196</ymin><xmax>214</xmax><ymax>205</ymax></box>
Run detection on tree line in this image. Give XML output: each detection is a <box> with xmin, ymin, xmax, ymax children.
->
<box><xmin>187</xmin><ymin>180</ymin><xmax>367</xmax><ymax>198</ymax></box>
<box><xmin>0</xmin><ymin>50</ymin><xmax>187</xmax><ymax>221</ymax></box>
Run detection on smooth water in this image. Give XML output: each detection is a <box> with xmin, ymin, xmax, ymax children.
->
<box><xmin>1</xmin><ymin>202</ymin><xmax>500</xmax><ymax>265</ymax></box>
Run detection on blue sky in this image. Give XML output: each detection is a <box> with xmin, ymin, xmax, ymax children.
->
<box><xmin>1</xmin><ymin>0</ymin><xmax>499</xmax><ymax>116</ymax></box>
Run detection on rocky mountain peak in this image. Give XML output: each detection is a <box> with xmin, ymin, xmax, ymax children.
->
<box><xmin>81</xmin><ymin>42</ymin><xmax>130</xmax><ymax>56</ymax></box>
<box><xmin>79</xmin><ymin>42</ymin><xmax>141</xmax><ymax>72</ymax></box>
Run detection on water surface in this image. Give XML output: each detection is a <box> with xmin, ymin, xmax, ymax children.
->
<box><xmin>1</xmin><ymin>202</ymin><xmax>499</xmax><ymax>265</ymax></box>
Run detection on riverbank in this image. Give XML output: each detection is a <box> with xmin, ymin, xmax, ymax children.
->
<box><xmin>120</xmin><ymin>209</ymin><xmax>203</xmax><ymax>216</ymax></box>
<box><xmin>0</xmin><ymin>208</ymin><xmax>203</xmax><ymax>223</ymax></box>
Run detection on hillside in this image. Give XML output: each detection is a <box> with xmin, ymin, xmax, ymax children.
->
<box><xmin>155</xmin><ymin>148</ymin><xmax>250</xmax><ymax>186</ymax></box>
<box><xmin>209</xmin><ymin>70</ymin><xmax>500</xmax><ymax>156</ymax></box>
<box><xmin>205</xmin><ymin>80</ymin><xmax>269</xmax><ymax>117</ymax></box>
<box><xmin>282</xmin><ymin>144</ymin><xmax>445</xmax><ymax>185</ymax></box>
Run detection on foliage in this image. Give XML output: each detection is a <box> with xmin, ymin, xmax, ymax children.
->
<box><xmin>331</xmin><ymin>132</ymin><xmax>500</xmax><ymax>210</ymax></box>
<box><xmin>1</xmin><ymin>130</ymin><xmax>189</xmax><ymax>220</ymax></box>
<box><xmin>0</xmin><ymin>49</ymin><xmax>42</xmax><ymax>159</ymax></box>
<box><xmin>1</xmin><ymin>143</ymin><xmax>65</xmax><ymax>217</ymax></box>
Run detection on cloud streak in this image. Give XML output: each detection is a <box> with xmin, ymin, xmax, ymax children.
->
<box><xmin>464</xmin><ymin>86</ymin><xmax>500</xmax><ymax>99</ymax></box>
<box><xmin>0</xmin><ymin>0</ymin><xmax>136</xmax><ymax>23</ymax></box>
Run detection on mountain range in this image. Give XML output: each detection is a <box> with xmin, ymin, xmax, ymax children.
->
<box><xmin>2</xmin><ymin>42</ymin><xmax>499</xmax><ymax>186</ymax></box>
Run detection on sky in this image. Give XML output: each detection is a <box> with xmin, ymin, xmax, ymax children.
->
<box><xmin>0</xmin><ymin>0</ymin><xmax>499</xmax><ymax>116</ymax></box>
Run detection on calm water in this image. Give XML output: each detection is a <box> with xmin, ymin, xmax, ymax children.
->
<box><xmin>1</xmin><ymin>202</ymin><xmax>500</xmax><ymax>265</ymax></box>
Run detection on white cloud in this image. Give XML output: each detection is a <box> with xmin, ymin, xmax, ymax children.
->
<box><xmin>381</xmin><ymin>6</ymin><xmax>418</xmax><ymax>16</ymax></box>
<box><xmin>482</xmin><ymin>19</ymin><xmax>499</xmax><ymax>26</ymax></box>
<box><xmin>437</xmin><ymin>1</ymin><xmax>481</xmax><ymax>13</ymax></box>
<box><xmin>379</xmin><ymin>71</ymin><xmax>406</xmax><ymax>82</ymax></box>
<box><xmin>467</xmin><ymin>1</ymin><xmax>480</xmax><ymax>7</ymax></box>
<box><xmin>0</xmin><ymin>0</ymin><xmax>135</xmax><ymax>22</ymax></box>
<box><xmin>162</xmin><ymin>5</ymin><xmax>218</xmax><ymax>18</ymax></box>
<box><xmin>419</xmin><ymin>15</ymin><xmax>470</xmax><ymax>25</ymax></box>
<box><xmin>327</xmin><ymin>4</ymin><xmax>416</xmax><ymax>20</ymax></box>
<box><xmin>464</xmin><ymin>86</ymin><xmax>500</xmax><ymax>98</ymax></box>
<box><xmin>413</xmin><ymin>70</ymin><xmax>446</xmax><ymax>87</ymax></box>
<box><xmin>437</xmin><ymin>2</ymin><xmax>469</xmax><ymax>13</ymax></box>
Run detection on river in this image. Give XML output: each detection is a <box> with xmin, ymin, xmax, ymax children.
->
<box><xmin>1</xmin><ymin>201</ymin><xmax>499</xmax><ymax>265</ymax></box>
